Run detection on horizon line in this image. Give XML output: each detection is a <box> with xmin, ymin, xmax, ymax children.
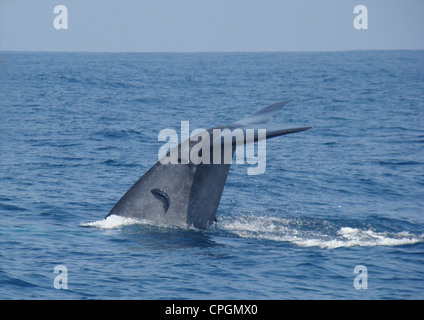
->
<box><xmin>1</xmin><ymin>48</ymin><xmax>423</xmax><ymax>54</ymax></box>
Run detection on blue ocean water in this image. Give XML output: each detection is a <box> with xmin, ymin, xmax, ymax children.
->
<box><xmin>0</xmin><ymin>51</ymin><xmax>423</xmax><ymax>300</ymax></box>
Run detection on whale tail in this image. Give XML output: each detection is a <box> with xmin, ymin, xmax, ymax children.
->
<box><xmin>235</xmin><ymin>100</ymin><xmax>293</xmax><ymax>125</ymax></box>
<box><xmin>106</xmin><ymin>100</ymin><xmax>312</xmax><ymax>229</ymax></box>
<box><xmin>213</xmin><ymin>100</ymin><xmax>313</xmax><ymax>147</ymax></box>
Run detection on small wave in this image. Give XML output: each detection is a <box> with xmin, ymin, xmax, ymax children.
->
<box><xmin>94</xmin><ymin>129</ymin><xmax>144</xmax><ymax>139</ymax></box>
<box><xmin>219</xmin><ymin>214</ymin><xmax>423</xmax><ymax>249</ymax></box>
<box><xmin>58</xmin><ymin>75</ymin><xmax>80</xmax><ymax>83</ymax></box>
<box><xmin>376</xmin><ymin>160</ymin><xmax>423</xmax><ymax>166</ymax></box>
<box><xmin>0</xmin><ymin>203</ymin><xmax>28</xmax><ymax>212</ymax></box>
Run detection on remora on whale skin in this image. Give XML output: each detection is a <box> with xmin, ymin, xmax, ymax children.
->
<box><xmin>106</xmin><ymin>101</ymin><xmax>312</xmax><ymax>229</ymax></box>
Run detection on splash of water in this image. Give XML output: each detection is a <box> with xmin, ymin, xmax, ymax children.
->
<box><xmin>219</xmin><ymin>214</ymin><xmax>423</xmax><ymax>249</ymax></box>
<box><xmin>80</xmin><ymin>214</ymin><xmax>145</xmax><ymax>229</ymax></box>
<box><xmin>82</xmin><ymin>213</ymin><xmax>423</xmax><ymax>249</ymax></box>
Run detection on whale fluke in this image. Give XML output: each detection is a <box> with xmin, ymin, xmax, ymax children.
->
<box><xmin>235</xmin><ymin>100</ymin><xmax>292</xmax><ymax>125</ymax></box>
<box><xmin>106</xmin><ymin>101</ymin><xmax>312</xmax><ymax>229</ymax></box>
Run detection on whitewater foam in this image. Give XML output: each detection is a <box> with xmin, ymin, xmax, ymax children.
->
<box><xmin>292</xmin><ymin>229</ymin><xmax>422</xmax><ymax>249</ymax></box>
<box><xmin>219</xmin><ymin>214</ymin><xmax>423</xmax><ymax>249</ymax></box>
<box><xmin>80</xmin><ymin>214</ymin><xmax>147</xmax><ymax>229</ymax></box>
<box><xmin>82</xmin><ymin>214</ymin><xmax>423</xmax><ymax>249</ymax></box>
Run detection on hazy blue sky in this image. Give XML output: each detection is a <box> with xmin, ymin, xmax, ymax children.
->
<box><xmin>1</xmin><ymin>0</ymin><xmax>423</xmax><ymax>52</ymax></box>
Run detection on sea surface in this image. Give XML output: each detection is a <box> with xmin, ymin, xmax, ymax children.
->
<box><xmin>0</xmin><ymin>51</ymin><xmax>423</xmax><ymax>300</ymax></box>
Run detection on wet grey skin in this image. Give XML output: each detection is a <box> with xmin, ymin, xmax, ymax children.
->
<box><xmin>106</xmin><ymin>101</ymin><xmax>312</xmax><ymax>229</ymax></box>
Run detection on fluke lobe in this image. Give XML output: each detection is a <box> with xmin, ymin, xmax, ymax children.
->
<box><xmin>106</xmin><ymin>101</ymin><xmax>312</xmax><ymax>229</ymax></box>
